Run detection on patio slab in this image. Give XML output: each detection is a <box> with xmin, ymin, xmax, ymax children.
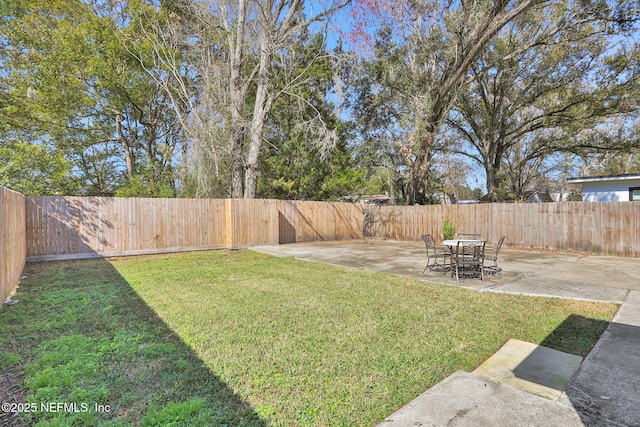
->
<box><xmin>377</xmin><ymin>371</ymin><xmax>583</xmax><ymax>427</ymax></box>
<box><xmin>252</xmin><ymin>239</ymin><xmax>640</xmax><ymax>303</ymax></box>
<box><xmin>561</xmin><ymin>290</ymin><xmax>640</xmax><ymax>426</ymax></box>
<box><xmin>472</xmin><ymin>339</ymin><xmax>582</xmax><ymax>401</ymax></box>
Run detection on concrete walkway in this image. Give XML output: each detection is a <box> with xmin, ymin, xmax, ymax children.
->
<box><xmin>251</xmin><ymin>239</ymin><xmax>640</xmax><ymax>426</ymax></box>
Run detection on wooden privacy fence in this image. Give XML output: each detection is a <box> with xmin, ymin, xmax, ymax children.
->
<box><xmin>367</xmin><ymin>202</ymin><xmax>640</xmax><ymax>257</ymax></box>
<box><xmin>25</xmin><ymin>197</ymin><xmax>364</xmax><ymax>261</ymax></box>
<box><xmin>18</xmin><ymin>196</ymin><xmax>640</xmax><ymax>262</ymax></box>
<box><xmin>0</xmin><ymin>186</ymin><xmax>26</xmax><ymax>303</ymax></box>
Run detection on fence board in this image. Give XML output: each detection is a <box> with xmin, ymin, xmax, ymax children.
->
<box><xmin>22</xmin><ymin>197</ymin><xmax>640</xmax><ymax>260</ymax></box>
<box><xmin>1</xmin><ymin>186</ymin><xmax>26</xmax><ymax>304</ymax></box>
<box><xmin>276</xmin><ymin>200</ymin><xmax>363</xmax><ymax>243</ymax></box>
<box><xmin>368</xmin><ymin>202</ymin><xmax>640</xmax><ymax>256</ymax></box>
<box><xmin>26</xmin><ymin>197</ymin><xmax>231</xmax><ymax>260</ymax></box>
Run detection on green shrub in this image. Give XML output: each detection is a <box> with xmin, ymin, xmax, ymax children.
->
<box><xmin>442</xmin><ymin>218</ymin><xmax>456</xmax><ymax>240</ymax></box>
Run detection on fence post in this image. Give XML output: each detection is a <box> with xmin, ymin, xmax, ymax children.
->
<box><xmin>0</xmin><ymin>186</ymin><xmax>26</xmax><ymax>306</ymax></box>
<box><xmin>224</xmin><ymin>199</ymin><xmax>234</xmax><ymax>248</ymax></box>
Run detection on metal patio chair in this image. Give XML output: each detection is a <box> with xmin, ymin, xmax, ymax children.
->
<box><xmin>422</xmin><ymin>234</ymin><xmax>451</xmax><ymax>274</ymax></box>
<box><xmin>453</xmin><ymin>240</ymin><xmax>486</xmax><ymax>283</ymax></box>
<box><xmin>483</xmin><ymin>236</ymin><xmax>505</xmax><ymax>278</ymax></box>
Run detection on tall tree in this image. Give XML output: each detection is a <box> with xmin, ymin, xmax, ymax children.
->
<box><xmin>350</xmin><ymin>0</ymin><xmax>548</xmax><ymax>203</ymax></box>
<box><xmin>127</xmin><ymin>0</ymin><xmax>349</xmax><ymax>199</ymax></box>
<box><xmin>347</xmin><ymin>29</ymin><xmax>412</xmax><ymax>202</ymax></box>
<box><xmin>0</xmin><ymin>0</ymin><xmax>184</xmax><ymax>196</ymax></box>
<box><xmin>258</xmin><ymin>34</ymin><xmax>363</xmax><ymax>200</ymax></box>
<box><xmin>447</xmin><ymin>2</ymin><xmax>640</xmax><ymax>201</ymax></box>
<box><xmin>349</xmin><ymin>0</ymin><xmax>639</xmax><ymax>204</ymax></box>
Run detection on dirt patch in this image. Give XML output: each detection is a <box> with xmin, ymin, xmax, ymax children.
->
<box><xmin>0</xmin><ymin>368</ymin><xmax>29</xmax><ymax>427</ymax></box>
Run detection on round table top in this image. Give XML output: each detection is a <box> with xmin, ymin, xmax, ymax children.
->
<box><xmin>442</xmin><ymin>239</ymin><xmax>485</xmax><ymax>246</ymax></box>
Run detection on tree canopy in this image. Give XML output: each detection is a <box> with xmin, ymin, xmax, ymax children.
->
<box><xmin>1</xmin><ymin>0</ymin><xmax>639</xmax><ymax>202</ymax></box>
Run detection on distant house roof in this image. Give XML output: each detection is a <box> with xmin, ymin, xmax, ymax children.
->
<box><xmin>431</xmin><ymin>192</ymin><xmax>455</xmax><ymax>205</ymax></box>
<box><xmin>361</xmin><ymin>195</ymin><xmax>390</xmax><ymax>205</ymax></box>
<box><xmin>522</xmin><ymin>190</ymin><xmax>553</xmax><ymax>203</ymax></box>
<box><xmin>567</xmin><ymin>173</ymin><xmax>640</xmax><ymax>184</ymax></box>
<box><xmin>477</xmin><ymin>190</ymin><xmax>553</xmax><ymax>203</ymax></box>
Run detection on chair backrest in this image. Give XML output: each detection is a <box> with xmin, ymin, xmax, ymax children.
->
<box><xmin>422</xmin><ymin>234</ymin><xmax>440</xmax><ymax>255</ymax></box>
<box><xmin>422</xmin><ymin>234</ymin><xmax>435</xmax><ymax>248</ymax></box>
<box><xmin>455</xmin><ymin>240</ymin><xmax>485</xmax><ymax>259</ymax></box>
<box><xmin>486</xmin><ymin>236</ymin><xmax>505</xmax><ymax>259</ymax></box>
<box><xmin>456</xmin><ymin>233</ymin><xmax>482</xmax><ymax>240</ymax></box>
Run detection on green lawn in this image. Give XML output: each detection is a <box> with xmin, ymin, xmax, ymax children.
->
<box><xmin>0</xmin><ymin>250</ymin><xmax>617</xmax><ymax>426</ymax></box>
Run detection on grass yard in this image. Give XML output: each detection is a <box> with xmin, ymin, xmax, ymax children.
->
<box><xmin>0</xmin><ymin>250</ymin><xmax>618</xmax><ymax>426</ymax></box>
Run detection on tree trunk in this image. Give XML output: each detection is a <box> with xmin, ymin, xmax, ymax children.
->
<box><xmin>230</xmin><ymin>129</ymin><xmax>245</xmax><ymax>198</ymax></box>
<box><xmin>485</xmin><ymin>139</ymin><xmax>506</xmax><ymax>202</ymax></box>
<box><xmin>181</xmin><ymin>139</ymin><xmax>188</xmax><ymax>195</ymax></box>
<box><xmin>244</xmin><ymin>37</ymin><xmax>273</xmax><ymax>199</ymax></box>
<box><xmin>485</xmin><ymin>165</ymin><xmax>499</xmax><ymax>202</ymax></box>
<box><xmin>406</xmin><ymin>153</ymin><xmax>431</xmax><ymax>205</ymax></box>
<box><xmin>387</xmin><ymin>167</ymin><xmax>395</xmax><ymax>204</ymax></box>
<box><xmin>405</xmin><ymin>120</ymin><xmax>438</xmax><ymax>204</ymax></box>
<box><xmin>116</xmin><ymin>113</ymin><xmax>135</xmax><ymax>178</ymax></box>
<box><xmin>222</xmin><ymin>0</ymin><xmax>249</xmax><ymax>198</ymax></box>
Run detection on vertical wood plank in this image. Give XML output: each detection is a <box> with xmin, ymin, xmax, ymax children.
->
<box><xmin>0</xmin><ymin>186</ymin><xmax>26</xmax><ymax>305</ymax></box>
<box><xmin>16</xmin><ymin>197</ymin><xmax>640</xmax><ymax>259</ymax></box>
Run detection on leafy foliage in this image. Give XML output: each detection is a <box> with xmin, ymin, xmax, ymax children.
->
<box><xmin>442</xmin><ymin>218</ymin><xmax>456</xmax><ymax>240</ymax></box>
<box><xmin>257</xmin><ymin>34</ymin><xmax>364</xmax><ymax>200</ymax></box>
<box><xmin>447</xmin><ymin>1</ymin><xmax>640</xmax><ymax>201</ymax></box>
<box><xmin>0</xmin><ymin>141</ymin><xmax>77</xmax><ymax>195</ymax></box>
<box><xmin>348</xmin><ymin>0</ymin><xmax>640</xmax><ymax>203</ymax></box>
<box><xmin>1</xmin><ymin>0</ymin><xmax>183</xmax><ymax>196</ymax></box>
<box><xmin>1</xmin><ymin>0</ymin><xmax>639</xmax><ymax>200</ymax></box>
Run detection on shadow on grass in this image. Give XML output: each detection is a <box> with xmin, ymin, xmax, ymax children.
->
<box><xmin>506</xmin><ymin>314</ymin><xmax>608</xmax><ymax>396</ymax></box>
<box><xmin>0</xmin><ymin>258</ymin><xmax>265</xmax><ymax>427</ymax></box>
<box><xmin>539</xmin><ymin>314</ymin><xmax>610</xmax><ymax>358</ymax></box>
<box><xmin>512</xmin><ymin>314</ymin><xmax>640</xmax><ymax>425</ymax></box>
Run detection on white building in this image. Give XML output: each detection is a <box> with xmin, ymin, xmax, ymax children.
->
<box><xmin>567</xmin><ymin>173</ymin><xmax>640</xmax><ymax>202</ymax></box>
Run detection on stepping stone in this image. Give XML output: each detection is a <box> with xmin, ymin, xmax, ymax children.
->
<box><xmin>378</xmin><ymin>371</ymin><xmax>582</xmax><ymax>426</ymax></box>
<box><xmin>472</xmin><ymin>339</ymin><xmax>583</xmax><ymax>401</ymax></box>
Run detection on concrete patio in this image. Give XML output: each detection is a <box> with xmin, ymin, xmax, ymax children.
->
<box><xmin>252</xmin><ymin>239</ymin><xmax>640</xmax><ymax>426</ymax></box>
<box><xmin>252</xmin><ymin>239</ymin><xmax>640</xmax><ymax>303</ymax></box>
